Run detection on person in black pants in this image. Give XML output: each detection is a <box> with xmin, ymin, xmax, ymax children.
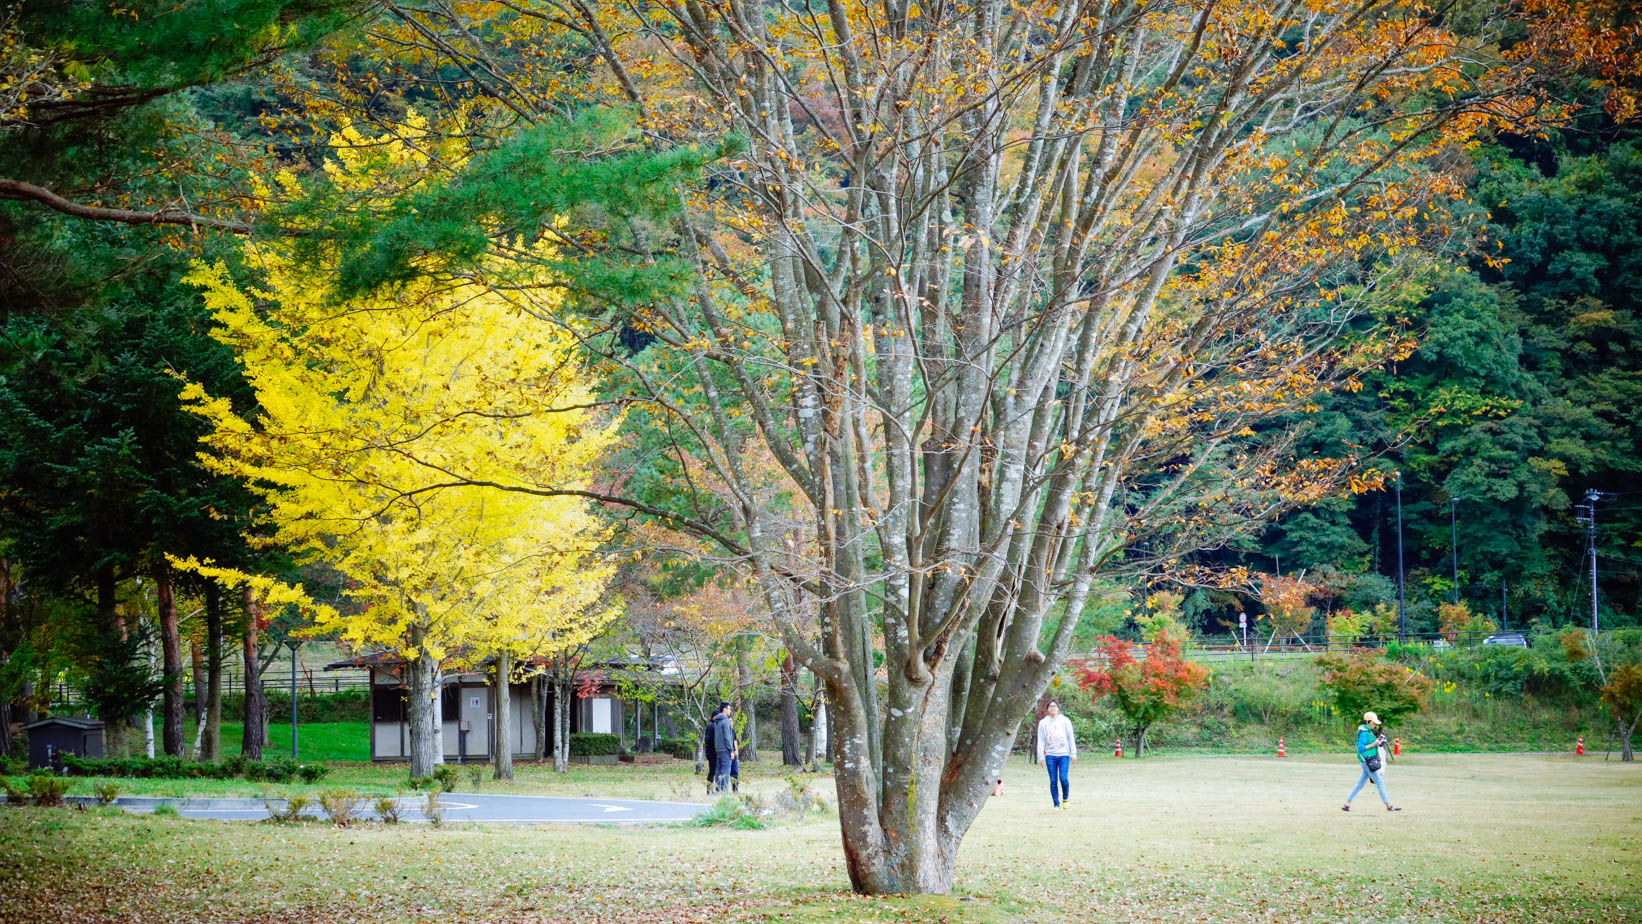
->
<box><xmin>707</xmin><ymin>701</ymin><xmax>738</xmax><ymax>793</ymax></box>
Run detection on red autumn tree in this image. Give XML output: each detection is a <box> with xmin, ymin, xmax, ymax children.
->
<box><xmin>1071</xmin><ymin>631</ymin><xmax>1209</xmax><ymax>758</ymax></box>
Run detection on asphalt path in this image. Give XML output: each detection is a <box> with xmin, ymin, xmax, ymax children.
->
<box><xmin>111</xmin><ymin>792</ymin><xmax>708</xmax><ymax>825</ymax></box>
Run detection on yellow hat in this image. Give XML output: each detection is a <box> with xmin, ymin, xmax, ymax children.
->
<box><xmin>1363</xmin><ymin>711</ymin><xmax>1380</xmax><ymax>725</ymax></box>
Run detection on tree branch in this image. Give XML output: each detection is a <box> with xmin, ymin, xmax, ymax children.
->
<box><xmin>0</xmin><ymin>178</ymin><xmax>269</xmax><ymax>234</ymax></box>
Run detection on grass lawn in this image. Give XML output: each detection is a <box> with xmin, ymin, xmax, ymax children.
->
<box><xmin>1</xmin><ymin>752</ymin><xmax>1637</xmax><ymax>923</ymax></box>
<box><xmin>185</xmin><ymin>720</ymin><xmax>370</xmax><ymax>763</ymax></box>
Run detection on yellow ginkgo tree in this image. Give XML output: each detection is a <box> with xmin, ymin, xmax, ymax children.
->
<box><xmin>180</xmin><ymin>124</ymin><xmax>619</xmax><ymax>777</ymax></box>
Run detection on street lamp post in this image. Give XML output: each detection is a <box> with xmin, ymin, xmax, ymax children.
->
<box><xmin>1395</xmin><ymin>471</ymin><xmax>1406</xmax><ymax>641</ymax></box>
<box><xmin>288</xmin><ymin>639</ymin><xmax>302</xmax><ymax>760</ymax></box>
<box><xmin>1449</xmin><ymin>497</ymin><xmax>1459</xmax><ymax>605</ymax></box>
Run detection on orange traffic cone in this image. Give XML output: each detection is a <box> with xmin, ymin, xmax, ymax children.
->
<box><xmin>1114</xmin><ymin>737</ymin><xmax>1123</xmax><ymax>758</ymax></box>
<box><xmin>1277</xmin><ymin>737</ymin><xmax>1286</xmax><ymax>758</ymax></box>
<box><xmin>1393</xmin><ymin>736</ymin><xmax>1401</xmax><ymax>756</ymax></box>
<box><xmin>1576</xmin><ymin>736</ymin><xmax>1585</xmax><ymax>756</ymax></box>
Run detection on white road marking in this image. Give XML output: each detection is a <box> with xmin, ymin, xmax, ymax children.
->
<box><xmin>586</xmin><ymin>803</ymin><xmax>634</xmax><ymax>813</ymax></box>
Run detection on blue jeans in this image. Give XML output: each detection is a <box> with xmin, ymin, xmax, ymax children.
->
<box><xmin>712</xmin><ymin>751</ymin><xmax>734</xmax><ymax>792</ymax></box>
<box><xmin>1347</xmin><ymin>759</ymin><xmax>1389</xmax><ymax>804</ymax></box>
<box><xmin>1044</xmin><ymin>754</ymin><xmax>1070</xmax><ymax>805</ymax></box>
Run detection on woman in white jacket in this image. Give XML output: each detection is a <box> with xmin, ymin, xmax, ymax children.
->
<box><xmin>1036</xmin><ymin>699</ymin><xmax>1078</xmax><ymax>808</ymax></box>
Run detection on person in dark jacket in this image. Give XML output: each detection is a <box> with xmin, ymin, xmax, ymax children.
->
<box><xmin>703</xmin><ymin>715</ymin><xmax>719</xmax><ymax>792</ymax></box>
<box><xmin>708</xmin><ymin>701</ymin><xmax>738</xmax><ymax>793</ymax></box>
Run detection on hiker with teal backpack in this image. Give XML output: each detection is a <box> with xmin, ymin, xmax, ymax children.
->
<box><xmin>1342</xmin><ymin>711</ymin><xmax>1401</xmax><ymax>812</ymax></box>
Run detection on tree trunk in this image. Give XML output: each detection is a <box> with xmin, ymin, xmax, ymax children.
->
<box><xmin>804</xmin><ymin>687</ymin><xmax>823</xmax><ymax>770</ymax></box>
<box><xmin>190</xmin><ymin>637</ymin><xmax>206</xmax><ymax>709</ymax></box>
<box><xmin>552</xmin><ymin>676</ymin><xmax>570</xmax><ymax>773</ymax></box>
<box><xmin>240</xmin><ymin>589</ymin><xmax>265</xmax><ymax>760</ymax></box>
<box><xmin>157</xmin><ymin>569</ymin><xmax>184</xmax><ymax>757</ymax></box>
<box><xmin>19</xmin><ymin>676</ymin><xmax>34</xmax><ymax>727</ymax></box>
<box><xmin>737</xmin><ymin>641</ymin><xmax>758</xmax><ymax>763</ymax></box>
<box><xmin>692</xmin><ymin>719</ymin><xmax>706</xmax><ymax>775</ymax></box>
<box><xmin>493</xmin><ymin>650</ymin><xmax>513</xmax><ymax>780</ymax></box>
<box><xmin>96</xmin><ymin>566</ymin><xmax>128</xmax><ymax>758</ymax></box>
<box><xmin>1622</xmin><ymin>715</ymin><xmax>1638</xmax><ymax>763</ymax></box>
<box><xmin>1136</xmin><ymin>724</ymin><xmax>1151</xmax><ymax>759</ymax></box>
<box><xmin>779</xmin><ymin>652</ymin><xmax>802</xmax><ymax>766</ymax></box>
<box><xmin>201</xmin><ymin>582</ymin><xmax>223</xmax><ymax>761</ymax></box>
<box><xmin>531</xmin><ymin>673</ymin><xmax>547</xmax><ymax>760</ymax></box>
<box><xmin>406</xmin><ymin>645</ymin><xmax>443</xmax><ymax>778</ymax></box>
<box><xmin>826</xmin><ymin>670</ymin><xmax>1010</xmax><ymax>896</ymax></box>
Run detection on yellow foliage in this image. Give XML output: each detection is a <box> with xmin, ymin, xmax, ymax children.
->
<box><xmin>181</xmin><ymin>125</ymin><xmax>618</xmax><ymax>668</ymax></box>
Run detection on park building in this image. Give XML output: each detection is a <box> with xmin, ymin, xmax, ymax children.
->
<box><xmin>323</xmin><ymin>652</ymin><xmax>670</xmax><ymax>764</ymax></box>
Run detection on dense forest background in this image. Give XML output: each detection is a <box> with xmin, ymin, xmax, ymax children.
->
<box><xmin>1211</xmin><ymin>119</ymin><xmax>1642</xmax><ymax>638</ymax></box>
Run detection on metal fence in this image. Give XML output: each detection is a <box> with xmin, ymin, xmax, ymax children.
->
<box><xmin>45</xmin><ymin>669</ymin><xmax>371</xmax><ymax>709</ymax></box>
<box><xmin>1078</xmin><ymin>630</ymin><xmax>1532</xmax><ymax>664</ymax></box>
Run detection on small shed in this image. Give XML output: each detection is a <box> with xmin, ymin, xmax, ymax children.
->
<box><xmin>23</xmin><ymin>716</ymin><xmax>105</xmax><ymax>769</ymax></box>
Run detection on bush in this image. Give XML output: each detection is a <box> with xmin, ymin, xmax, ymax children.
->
<box><xmin>265</xmin><ymin>793</ymin><xmax>311</xmax><ymax>823</ymax></box>
<box><xmin>1226</xmin><ymin>670</ymin><xmax>1314</xmax><ymax>726</ymax></box>
<box><xmin>688</xmin><ymin>795</ymin><xmax>765</xmax><ymax>830</ymax></box>
<box><xmin>374</xmin><ymin>796</ymin><xmax>401</xmax><ymax>824</ymax></box>
<box><xmin>92</xmin><ymin>782</ymin><xmax>120</xmax><ymax>805</ymax></box>
<box><xmin>26</xmin><ymin>773</ymin><xmax>71</xmax><ymax>807</ymax></box>
<box><xmin>0</xmin><ymin>776</ymin><xmax>26</xmax><ymax>803</ymax></box>
<box><xmin>424</xmin><ymin>790</ymin><xmax>445</xmax><ymax>827</ymax></box>
<box><xmin>568</xmin><ymin>733</ymin><xmax>620</xmax><ymax>757</ymax></box>
<box><xmin>316</xmin><ymin>789</ymin><xmax>364</xmax><ymax>826</ymax></box>
<box><xmin>1316</xmin><ymin>651</ymin><xmax>1432</xmax><ymax>726</ymax></box>
<box><xmin>656</xmin><ymin>738</ymin><xmax>696</xmax><ymax>758</ymax></box>
<box><xmin>658</xmin><ymin>737</ymin><xmax>695</xmax><ymax>759</ymax></box>
<box><xmin>431</xmin><ymin>765</ymin><xmax>460</xmax><ymax>792</ymax></box>
<box><xmin>297</xmin><ymin>764</ymin><xmax>328</xmax><ymax>784</ymax></box>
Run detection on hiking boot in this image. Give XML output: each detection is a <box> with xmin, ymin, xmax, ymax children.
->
<box><xmin>1386</xmin><ymin>804</ymin><xmax>1402</xmax><ymax>812</ymax></box>
<box><xmin>1341</xmin><ymin>803</ymin><xmax>1351</xmax><ymax>812</ymax></box>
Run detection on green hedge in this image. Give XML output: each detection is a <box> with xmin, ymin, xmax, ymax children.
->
<box><xmin>59</xmin><ymin>754</ymin><xmax>327</xmax><ymax>783</ymax></box>
<box><xmin>658</xmin><ymin>736</ymin><xmax>695</xmax><ymax>759</ymax></box>
<box><xmin>568</xmin><ymin>733</ymin><xmax>620</xmax><ymax>756</ymax></box>
<box><xmin>61</xmin><ymin>755</ymin><xmax>238</xmax><ymax>779</ymax></box>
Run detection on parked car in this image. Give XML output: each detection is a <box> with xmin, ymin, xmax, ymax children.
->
<box><xmin>1483</xmin><ymin>632</ymin><xmax>1529</xmax><ymax>648</ymax></box>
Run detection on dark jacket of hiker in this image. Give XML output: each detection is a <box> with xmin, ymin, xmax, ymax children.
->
<box><xmin>708</xmin><ymin>711</ymin><xmax>737</xmax><ymax>758</ymax></box>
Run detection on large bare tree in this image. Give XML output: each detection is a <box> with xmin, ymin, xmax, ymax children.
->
<box><xmin>518</xmin><ymin>0</ymin><xmax>1548</xmax><ymax>893</ymax></box>
<box><xmin>265</xmin><ymin>0</ymin><xmax>1563</xmax><ymax>896</ymax></box>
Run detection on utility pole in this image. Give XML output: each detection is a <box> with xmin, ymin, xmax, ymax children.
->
<box><xmin>1449</xmin><ymin>497</ymin><xmax>1460</xmax><ymax>605</ymax></box>
<box><xmin>1395</xmin><ymin>471</ymin><xmax>1406</xmax><ymax>641</ymax></box>
<box><xmin>1575</xmin><ymin>490</ymin><xmax>1602</xmax><ymax>634</ymax></box>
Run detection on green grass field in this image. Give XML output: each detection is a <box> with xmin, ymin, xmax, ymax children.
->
<box><xmin>184</xmin><ymin>720</ymin><xmax>370</xmax><ymax>763</ymax></box>
<box><xmin>1</xmin><ymin>752</ymin><xmax>1636</xmax><ymax>923</ymax></box>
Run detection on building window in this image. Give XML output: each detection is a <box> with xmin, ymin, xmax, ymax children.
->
<box><xmin>372</xmin><ymin>687</ymin><xmax>407</xmax><ymax>723</ymax></box>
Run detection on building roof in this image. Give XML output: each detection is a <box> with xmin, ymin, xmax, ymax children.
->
<box><xmin>23</xmin><ymin>716</ymin><xmax>104</xmax><ymax>731</ymax></box>
<box><xmin>323</xmin><ymin>651</ymin><xmax>673</xmax><ymax>672</ymax></box>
